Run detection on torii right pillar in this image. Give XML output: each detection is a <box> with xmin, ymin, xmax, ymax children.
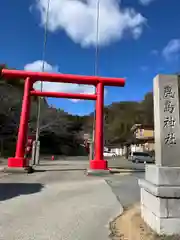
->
<box><xmin>88</xmin><ymin>82</ymin><xmax>109</xmax><ymax>175</ymax></box>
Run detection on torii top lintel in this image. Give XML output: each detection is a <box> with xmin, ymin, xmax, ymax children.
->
<box><xmin>1</xmin><ymin>69</ymin><xmax>125</xmax><ymax>87</ymax></box>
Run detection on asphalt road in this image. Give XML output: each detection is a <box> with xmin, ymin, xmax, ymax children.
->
<box><xmin>0</xmin><ymin>154</ymin><xmax>145</xmax><ymax>169</ymax></box>
<box><xmin>40</xmin><ymin>155</ymin><xmax>145</xmax><ymax>209</ymax></box>
<box><xmin>0</xmin><ymin>155</ymin><xmax>145</xmax><ymax>208</ymax></box>
<box><xmin>39</xmin><ymin>155</ymin><xmax>146</xmax><ymax>169</ymax></box>
<box><xmin>0</xmin><ymin>156</ymin><xmax>144</xmax><ymax>239</ymax></box>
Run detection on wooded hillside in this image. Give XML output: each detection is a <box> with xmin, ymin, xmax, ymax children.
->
<box><xmin>84</xmin><ymin>92</ymin><xmax>154</xmax><ymax>145</ymax></box>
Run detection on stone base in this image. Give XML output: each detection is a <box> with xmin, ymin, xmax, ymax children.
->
<box><xmin>2</xmin><ymin>166</ymin><xmax>34</xmax><ymax>174</ymax></box>
<box><xmin>8</xmin><ymin>157</ymin><xmax>28</xmax><ymax>168</ymax></box>
<box><xmin>141</xmin><ymin>204</ymin><xmax>180</xmax><ymax>235</ymax></box>
<box><xmin>145</xmin><ymin>164</ymin><xmax>180</xmax><ymax>185</ymax></box>
<box><xmin>89</xmin><ymin>160</ymin><xmax>108</xmax><ymax>170</ymax></box>
<box><xmin>139</xmin><ymin>165</ymin><xmax>180</xmax><ymax>235</ymax></box>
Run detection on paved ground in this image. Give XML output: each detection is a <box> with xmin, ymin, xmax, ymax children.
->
<box><xmin>39</xmin><ymin>155</ymin><xmax>146</xmax><ymax>170</ymax></box>
<box><xmin>106</xmin><ymin>172</ymin><xmax>144</xmax><ymax>208</ymax></box>
<box><xmin>0</xmin><ymin>156</ymin><xmax>144</xmax><ymax>240</ymax></box>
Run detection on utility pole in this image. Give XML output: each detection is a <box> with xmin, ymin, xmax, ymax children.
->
<box><xmin>89</xmin><ymin>128</ymin><xmax>95</xmax><ymax>160</ymax></box>
<box><xmin>89</xmin><ymin>0</ymin><xmax>100</xmax><ymax>161</ymax></box>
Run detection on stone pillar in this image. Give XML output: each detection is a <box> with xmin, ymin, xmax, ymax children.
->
<box><xmin>139</xmin><ymin>74</ymin><xmax>180</xmax><ymax>235</ymax></box>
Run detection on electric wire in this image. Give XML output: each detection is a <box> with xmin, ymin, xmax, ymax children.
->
<box><xmin>34</xmin><ymin>0</ymin><xmax>100</xmax><ymax>160</ymax></box>
<box><xmin>35</xmin><ymin>0</ymin><xmax>51</xmax><ymax>144</ymax></box>
<box><xmin>91</xmin><ymin>0</ymin><xmax>100</xmax><ymax>156</ymax></box>
<box><xmin>33</xmin><ymin>0</ymin><xmax>51</xmax><ymax>164</ymax></box>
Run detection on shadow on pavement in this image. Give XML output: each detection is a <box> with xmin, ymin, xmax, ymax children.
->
<box><xmin>34</xmin><ymin>168</ymin><xmax>144</xmax><ymax>174</ymax></box>
<box><xmin>0</xmin><ymin>183</ymin><xmax>43</xmax><ymax>201</ymax></box>
<box><xmin>39</xmin><ymin>163</ymin><xmax>73</xmax><ymax>167</ymax></box>
<box><xmin>35</xmin><ymin>168</ymin><xmax>86</xmax><ymax>172</ymax></box>
<box><xmin>110</xmin><ymin>169</ymin><xmax>145</xmax><ymax>174</ymax></box>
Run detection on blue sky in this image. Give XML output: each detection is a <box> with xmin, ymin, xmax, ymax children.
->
<box><xmin>1</xmin><ymin>0</ymin><xmax>180</xmax><ymax>115</ymax></box>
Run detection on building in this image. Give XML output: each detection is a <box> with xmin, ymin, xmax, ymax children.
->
<box><xmin>130</xmin><ymin>124</ymin><xmax>154</xmax><ymax>152</ymax></box>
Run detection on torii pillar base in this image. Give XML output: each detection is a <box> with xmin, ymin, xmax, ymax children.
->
<box><xmin>2</xmin><ymin>157</ymin><xmax>34</xmax><ymax>174</ymax></box>
<box><xmin>86</xmin><ymin>160</ymin><xmax>110</xmax><ymax>176</ymax></box>
<box><xmin>8</xmin><ymin>157</ymin><xmax>27</xmax><ymax>168</ymax></box>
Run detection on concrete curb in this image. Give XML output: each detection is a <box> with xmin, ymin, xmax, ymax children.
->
<box><xmin>0</xmin><ymin>166</ymin><xmax>34</xmax><ymax>174</ymax></box>
<box><xmin>86</xmin><ymin>169</ymin><xmax>111</xmax><ymax>176</ymax></box>
<box><xmin>0</xmin><ymin>166</ymin><xmax>6</xmax><ymax>172</ymax></box>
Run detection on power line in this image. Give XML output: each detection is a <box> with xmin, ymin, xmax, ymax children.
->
<box><xmin>94</xmin><ymin>0</ymin><xmax>100</xmax><ymax>77</ymax></box>
<box><xmin>33</xmin><ymin>0</ymin><xmax>101</xmax><ymax>161</ymax></box>
<box><xmin>33</xmin><ymin>0</ymin><xmax>51</xmax><ymax>165</ymax></box>
<box><xmin>90</xmin><ymin>0</ymin><xmax>100</xmax><ymax>159</ymax></box>
<box><xmin>35</xmin><ymin>0</ymin><xmax>51</xmax><ymax>142</ymax></box>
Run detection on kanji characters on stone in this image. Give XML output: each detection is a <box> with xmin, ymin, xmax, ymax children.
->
<box><xmin>163</xmin><ymin>116</ymin><xmax>176</xmax><ymax>128</ymax></box>
<box><xmin>163</xmin><ymin>85</ymin><xmax>175</xmax><ymax>99</ymax></box>
<box><xmin>164</xmin><ymin>132</ymin><xmax>176</xmax><ymax>145</ymax></box>
<box><xmin>164</xmin><ymin>100</ymin><xmax>175</xmax><ymax>114</ymax></box>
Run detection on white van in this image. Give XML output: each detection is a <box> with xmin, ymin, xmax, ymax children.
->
<box><xmin>129</xmin><ymin>151</ymin><xmax>155</xmax><ymax>164</ymax></box>
<box><xmin>104</xmin><ymin>151</ymin><xmax>116</xmax><ymax>157</ymax></box>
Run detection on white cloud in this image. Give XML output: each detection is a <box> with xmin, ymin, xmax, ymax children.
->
<box><xmin>139</xmin><ymin>0</ymin><xmax>155</xmax><ymax>6</ymax></box>
<box><xmin>31</xmin><ymin>0</ymin><xmax>146</xmax><ymax>47</ymax></box>
<box><xmin>24</xmin><ymin>60</ymin><xmax>59</xmax><ymax>73</ymax></box>
<box><xmin>24</xmin><ymin>60</ymin><xmax>96</xmax><ymax>102</ymax></box>
<box><xmin>162</xmin><ymin>39</ymin><xmax>180</xmax><ymax>61</ymax></box>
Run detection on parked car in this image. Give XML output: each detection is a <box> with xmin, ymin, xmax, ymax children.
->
<box><xmin>129</xmin><ymin>151</ymin><xmax>155</xmax><ymax>164</ymax></box>
<box><xmin>103</xmin><ymin>151</ymin><xmax>116</xmax><ymax>158</ymax></box>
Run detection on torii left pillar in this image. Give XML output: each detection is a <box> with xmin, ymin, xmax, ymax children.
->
<box><xmin>8</xmin><ymin>77</ymin><xmax>32</xmax><ymax>169</ymax></box>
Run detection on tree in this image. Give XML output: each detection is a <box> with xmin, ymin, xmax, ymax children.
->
<box><xmin>141</xmin><ymin>92</ymin><xmax>154</xmax><ymax>125</ymax></box>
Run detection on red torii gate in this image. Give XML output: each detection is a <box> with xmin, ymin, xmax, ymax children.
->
<box><xmin>1</xmin><ymin>69</ymin><xmax>125</xmax><ymax>171</ymax></box>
